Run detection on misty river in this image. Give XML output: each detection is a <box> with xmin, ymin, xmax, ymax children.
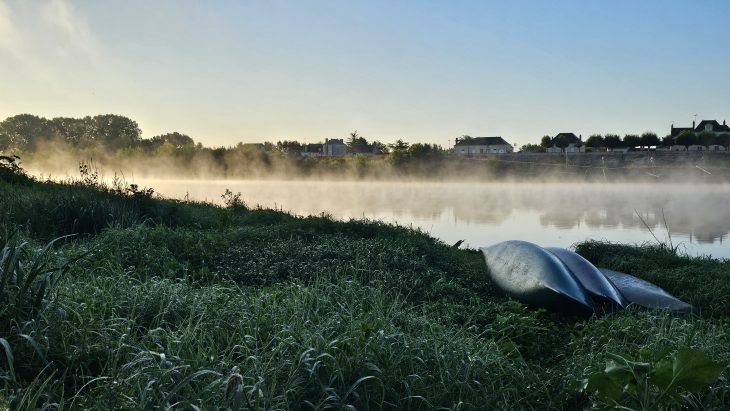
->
<box><xmin>139</xmin><ymin>180</ymin><xmax>730</xmax><ymax>259</ymax></box>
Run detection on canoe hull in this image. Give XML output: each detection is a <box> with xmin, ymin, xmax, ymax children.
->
<box><xmin>546</xmin><ymin>247</ymin><xmax>629</xmax><ymax>309</ymax></box>
<box><xmin>481</xmin><ymin>241</ymin><xmax>594</xmax><ymax>315</ymax></box>
<box><xmin>599</xmin><ymin>268</ymin><xmax>693</xmax><ymax>313</ymax></box>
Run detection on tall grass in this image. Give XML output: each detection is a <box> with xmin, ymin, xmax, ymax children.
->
<box><xmin>0</xmin><ymin>170</ymin><xmax>728</xmax><ymax>409</ymax></box>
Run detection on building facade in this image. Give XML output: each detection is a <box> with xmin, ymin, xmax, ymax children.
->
<box><xmin>323</xmin><ymin>139</ymin><xmax>347</xmax><ymax>156</ymax></box>
<box><xmin>671</xmin><ymin>119</ymin><xmax>730</xmax><ymax>137</ymax></box>
<box><xmin>453</xmin><ymin>136</ymin><xmax>513</xmax><ymax>155</ymax></box>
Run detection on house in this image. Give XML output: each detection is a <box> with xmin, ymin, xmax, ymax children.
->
<box><xmin>323</xmin><ymin>138</ymin><xmax>347</xmax><ymax>156</ymax></box>
<box><xmin>453</xmin><ymin>136</ymin><xmax>513</xmax><ymax>155</ymax></box>
<box><xmin>301</xmin><ymin>143</ymin><xmax>323</xmax><ymax>157</ymax></box>
<box><xmin>696</xmin><ymin>120</ymin><xmax>730</xmax><ymax>134</ymax></box>
<box><xmin>670</xmin><ymin>119</ymin><xmax>730</xmax><ymax>150</ymax></box>
<box><xmin>671</xmin><ymin>119</ymin><xmax>730</xmax><ymax>137</ymax></box>
<box><xmin>545</xmin><ymin>133</ymin><xmax>585</xmax><ymax>153</ymax></box>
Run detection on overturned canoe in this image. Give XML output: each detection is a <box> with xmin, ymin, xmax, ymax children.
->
<box><xmin>481</xmin><ymin>241</ymin><xmax>594</xmax><ymax>315</ymax></box>
<box><xmin>546</xmin><ymin>247</ymin><xmax>629</xmax><ymax>309</ymax></box>
<box><xmin>598</xmin><ymin>268</ymin><xmax>693</xmax><ymax>313</ymax></box>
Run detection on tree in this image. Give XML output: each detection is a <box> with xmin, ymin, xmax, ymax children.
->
<box><xmin>553</xmin><ymin>135</ymin><xmax>568</xmax><ymax>152</ymax></box>
<box><xmin>89</xmin><ymin>114</ymin><xmax>141</xmax><ymax>150</ymax></box>
<box><xmin>388</xmin><ymin>139</ymin><xmax>409</xmax><ymax>152</ymax></box>
<box><xmin>519</xmin><ymin>143</ymin><xmax>545</xmax><ymax>153</ymax></box>
<box><xmin>408</xmin><ymin>143</ymin><xmax>442</xmax><ymax>160</ymax></box>
<box><xmin>346</xmin><ymin>130</ymin><xmax>369</xmax><ymax>152</ymax></box>
<box><xmin>716</xmin><ymin>134</ymin><xmax>730</xmax><ymax>150</ymax></box>
<box><xmin>604</xmin><ymin>134</ymin><xmax>621</xmax><ymax>151</ymax></box>
<box><xmin>623</xmin><ymin>134</ymin><xmax>641</xmax><ymax>149</ymax></box>
<box><xmin>275</xmin><ymin>140</ymin><xmax>303</xmax><ymax>154</ymax></box>
<box><xmin>675</xmin><ymin>130</ymin><xmax>697</xmax><ymax>150</ymax></box>
<box><xmin>371</xmin><ymin>140</ymin><xmax>388</xmax><ymax>154</ymax></box>
<box><xmin>585</xmin><ymin>134</ymin><xmax>604</xmax><ymax>151</ymax></box>
<box><xmin>661</xmin><ymin>135</ymin><xmax>675</xmax><ymax>148</ymax></box>
<box><xmin>698</xmin><ymin>131</ymin><xmax>715</xmax><ymax>149</ymax></box>
<box><xmin>149</xmin><ymin>132</ymin><xmax>195</xmax><ymax>149</ymax></box>
<box><xmin>640</xmin><ymin>132</ymin><xmax>659</xmax><ymax>150</ymax></box>
<box><xmin>0</xmin><ymin>132</ymin><xmax>8</xmax><ymax>151</ymax></box>
<box><xmin>0</xmin><ymin>114</ymin><xmax>54</xmax><ymax>151</ymax></box>
<box><xmin>540</xmin><ymin>135</ymin><xmax>552</xmax><ymax>148</ymax></box>
<box><xmin>50</xmin><ymin>117</ymin><xmax>93</xmax><ymax>147</ymax></box>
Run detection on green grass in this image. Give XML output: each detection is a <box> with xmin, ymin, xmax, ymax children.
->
<box><xmin>1</xmin><ymin>173</ymin><xmax>729</xmax><ymax>409</ymax></box>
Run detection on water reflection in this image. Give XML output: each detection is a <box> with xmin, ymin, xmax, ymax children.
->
<box><xmin>141</xmin><ymin>180</ymin><xmax>730</xmax><ymax>257</ymax></box>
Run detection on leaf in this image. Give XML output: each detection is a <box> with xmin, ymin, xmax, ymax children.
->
<box><xmin>604</xmin><ymin>354</ymin><xmax>650</xmax><ymax>381</ymax></box>
<box><xmin>670</xmin><ymin>347</ymin><xmax>725</xmax><ymax>392</ymax></box>
<box><xmin>0</xmin><ymin>337</ymin><xmax>15</xmax><ymax>382</ymax></box>
<box><xmin>584</xmin><ymin>372</ymin><xmax>623</xmax><ymax>402</ymax></box>
<box><xmin>653</xmin><ymin>357</ymin><xmax>674</xmax><ymax>390</ymax></box>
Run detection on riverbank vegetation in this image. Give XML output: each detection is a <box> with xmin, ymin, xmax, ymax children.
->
<box><xmin>1</xmin><ymin>161</ymin><xmax>729</xmax><ymax>409</ymax></box>
<box><xmin>5</xmin><ymin>114</ymin><xmax>730</xmax><ymax>183</ymax></box>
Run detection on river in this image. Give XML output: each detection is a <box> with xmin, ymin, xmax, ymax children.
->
<box><xmin>139</xmin><ymin>180</ymin><xmax>730</xmax><ymax>259</ymax></box>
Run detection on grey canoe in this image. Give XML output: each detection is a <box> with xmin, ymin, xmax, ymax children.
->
<box><xmin>546</xmin><ymin>247</ymin><xmax>629</xmax><ymax>309</ymax></box>
<box><xmin>598</xmin><ymin>268</ymin><xmax>693</xmax><ymax>313</ymax></box>
<box><xmin>481</xmin><ymin>241</ymin><xmax>594</xmax><ymax>315</ymax></box>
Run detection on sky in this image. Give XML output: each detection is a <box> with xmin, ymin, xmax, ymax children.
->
<box><xmin>1</xmin><ymin>0</ymin><xmax>729</xmax><ymax>147</ymax></box>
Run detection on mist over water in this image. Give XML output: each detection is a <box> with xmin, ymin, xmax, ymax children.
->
<box><xmin>139</xmin><ymin>180</ymin><xmax>730</xmax><ymax>259</ymax></box>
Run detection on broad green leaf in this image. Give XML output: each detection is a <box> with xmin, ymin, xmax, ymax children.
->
<box><xmin>653</xmin><ymin>358</ymin><xmax>674</xmax><ymax>390</ymax></box>
<box><xmin>585</xmin><ymin>372</ymin><xmax>623</xmax><ymax>402</ymax></box>
<box><xmin>670</xmin><ymin>347</ymin><xmax>725</xmax><ymax>392</ymax></box>
<box><xmin>605</xmin><ymin>355</ymin><xmax>651</xmax><ymax>380</ymax></box>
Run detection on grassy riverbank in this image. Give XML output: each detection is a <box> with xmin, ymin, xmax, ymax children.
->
<box><xmin>1</xmin><ymin>171</ymin><xmax>729</xmax><ymax>409</ymax></box>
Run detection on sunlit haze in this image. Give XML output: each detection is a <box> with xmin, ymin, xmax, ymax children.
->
<box><xmin>2</xmin><ymin>0</ymin><xmax>729</xmax><ymax>147</ymax></box>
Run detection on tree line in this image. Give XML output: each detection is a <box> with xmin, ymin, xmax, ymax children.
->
<box><xmin>520</xmin><ymin>131</ymin><xmax>730</xmax><ymax>153</ymax></box>
<box><xmin>0</xmin><ymin>114</ymin><xmax>445</xmax><ymax>168</ymax></box>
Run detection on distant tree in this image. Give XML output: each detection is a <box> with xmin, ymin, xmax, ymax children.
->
<box><xmin>640</xmin><ymin>132</ymin><xmax>659</xmax><ymax>149</ymax></box>
<box><xmin>661</xmin><ymin>135</ymin><xmax>675</xmax><ymax>148</ymax></box>
<box><xmin>623</xmin><ymin>134</ymin><xmax>641</xmax><ymax>149</ymax></box>
<box><xmin>698</xmin><ymin>131</ymin><xmax>716</xmax><ymax>148</ymax></box>
<box><xmin>675</xmin><ymin>130</ymin><xmax>697</xmax><ymax>150</ymax></box>
<box><xmin>553</xmin><ymin>135</ymin><xmax>569</xmax><ymax>152</ymax></box>
<box><xmin>0</xmin><ymin>114</ymin><xmax>54</xmax><ymax>151</ymax></box>
<box><xmin>149</xmin><ymin>132</ymin><xmax>195</xmax><ymax>149</ymax></box>
<box><xmin>603</xmin><ymin>134</ymin><xmax>621</xmax><ymax>151</ymax></box>
<box><xmin>89</xmin><ymin>114</ymin><xmax>141</xmax><ymax>150</ymax></box>
<box><xmin>276</xmin><ymin>140</ymin><xmax>303</xmax><ymax>154</ymax></box>
<box><xmin>585</xmin><ymin>134</ymin><xmax>605</xmax><ymax>151</ymax></box>
<box><xmin>371</xmin><ymin>140</ymin><xmax>388</xmax><ymax>154</ymax></box>
<box><xmin>0</xmin><ymin>132</ymin><xmax>8</xmax><ymax>151</ymax></box>
<box><xmin>258</xmin><ymin>142</ymin><xmax>275</xmax><ymax>152</ymax></box>
<box><xmin>408</xmin><ymin>143</ymin><xmax>442</xmax><ymax>160</ymax></box>
<box><xmin>346</xmin><ymin>130</ymin><xmax>369</xmax><ymax>152</ymax></box>
<box><xmin>716</xmin><ymin>134</ymin><xmax>730</xmax><ymax>150</ymax></box>
<box><xmin>50</xmin><ymin>117</ymin><xmax>93</xmax><ymax>147</ymax></box>
<box><xmin>389</xmin><ymin>139</ymin><xmax>410</xmax><ymax>152</ymax></box>
<box><xmin>540</xmin><ymin>135</ymin><xmax>552</xmax><ymax>148</ymax></box>
<box><xmin>519</xmin><ymin>143</ymin><xmax>545</xmax><ymax>153</ymax></box>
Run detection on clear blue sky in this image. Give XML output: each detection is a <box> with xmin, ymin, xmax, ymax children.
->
<box><xmin>1</xmin><ymin>0</ymin><xmax>729</xmax><ymax>147</ymax></box>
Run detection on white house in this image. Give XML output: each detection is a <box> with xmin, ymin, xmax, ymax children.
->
<box><xmin>453</xmin><ymin>136</ymin><xmax>513</xmax><ymax>155</ymax></box>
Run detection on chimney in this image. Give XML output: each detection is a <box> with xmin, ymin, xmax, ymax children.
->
<box><xmin>579</xmin><ymin>134</ymin><xmax>582</xmax><ymax>141</ymax></box>
<box><xmin>724</xmin><ymin>120</ymin><xmax>726</xmax><ymax>126</ymax></box>
<box><xmin>693</xmin><ymin>120</ymin><xmax>696</xmax><ymax>129</ymax></box>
